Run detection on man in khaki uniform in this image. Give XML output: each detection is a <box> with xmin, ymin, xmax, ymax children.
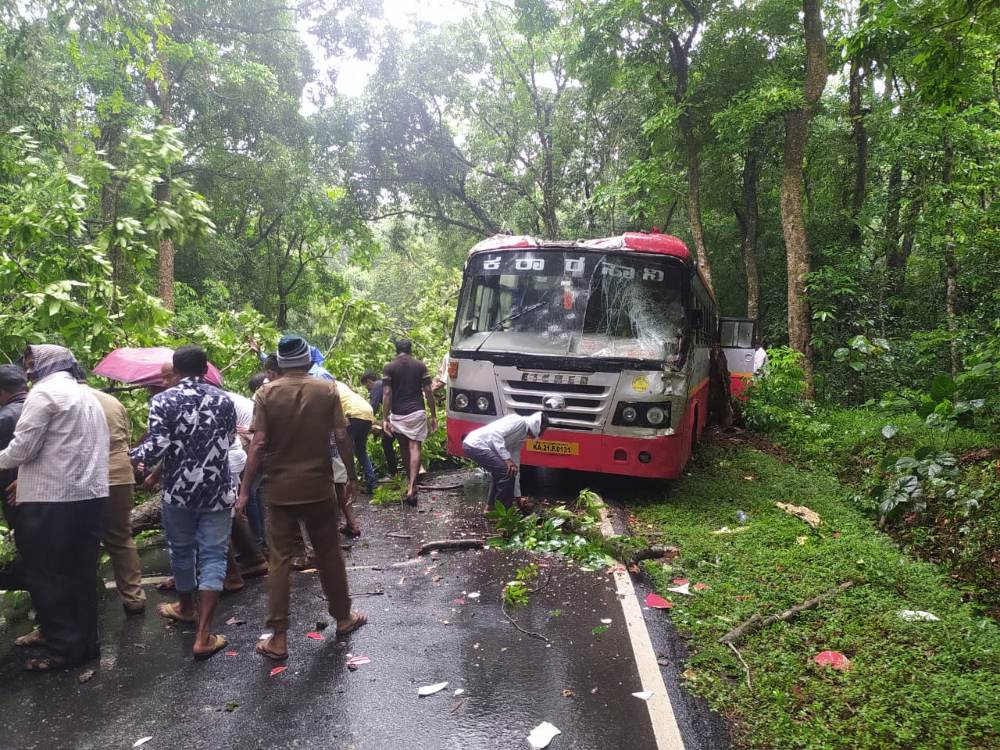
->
<box><xmin>88</xmin><ymin>387</ymin><xmax>146</xmax><ymax>614</ymax></box>
<box><xmin>238</xmin><ymin>335</ymin><xmax>367</xmax><ymax>660</ymax></box>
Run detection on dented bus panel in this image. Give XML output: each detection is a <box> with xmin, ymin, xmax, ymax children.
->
<box><xmin>445</xmin><ymin>232</ymin><xmax>718</xmax><ymax>480</ymax></box>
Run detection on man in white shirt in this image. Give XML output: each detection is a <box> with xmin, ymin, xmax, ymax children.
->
<box><xmin>223</xmin><ymin>389</ymin><xmax>267</xmax><ymax>591</ymax></box>
<box><xmin>0</xmin><ymin>345</ymin><xmax>109</xmax><ymax>671</ymax></box>
<box><xmin>462</xmin><ymin>412</ymin><xmax>549</xmax><ymax>511</ymax></box>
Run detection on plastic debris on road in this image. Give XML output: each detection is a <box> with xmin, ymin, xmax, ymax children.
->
<box><xmin>667</xmin><ymin>583</ymin><xmax>691</xmax><ymax>596</ymax></box>
<box><xmin>453</xmin><ymin>688</ymin><xmax>465</xmax><ymax>696</ymax></box>
<box><xmin>775</xmin><ymin>502</ymin><xmax>822</xmax><ymax>528</ymax></box>
<box><xmin>644</xmin><ymin>593</ymin><xmax>673</xmax><ymax>609</ymax></box>
<box><xmin>813</xmin><ymin>651</ymin><xmax>851</xmax><ymax>671</ymax></box>
<box><xmin>527</xmin><ymin>721</ymin><xmax>561</xmax><ymax>749</ymax></box>
<box><xmin>632</xmin><ymin>691</ymin><xmax>653</xmax><ymax>701</ymax></box>
<box><xmin>306</xmin><ymin>631</ymin><xmax>324</xmax><ymax>641</ymax></box>
<box><xmin>418</xmin><ymin>681</ymin><xmax>449</xmax><ymax>697</ymax></box>
<box><xmin>133</xmin><ymin>738</ymin><xmax>153</xmax><ymax>748</ymax></box>
<box><xmin>898</xmin><ymin>610</ymin><xmax>940</xmax><ymax>622</ymax></box>
<box><xmin>225</xmin><ymin>617</ymin><xmax>245</xmax><ymax>626</ymax></box>
<box><xmin>600</xmin><ymin>618</ymin><xmax>612</xmax><ymax>624</ymax></box>
<box><xmin>225</xmin><ymin>651</ymin><xmax>238</xmax><ymax>657</ymax></box>
<box><xmin>269</xmin><ymin>666</ymin><xmax>287</xmax><ymax>677</ymax></box>
<box><xmin>466</xmin><ymin>591</ymin><xmax>480</xmax><ymax>599</ymax></box>
<box><xmin>346</xmin><ymin>655</ymin><xmax>371</xmax><ymax>670</ymax></box>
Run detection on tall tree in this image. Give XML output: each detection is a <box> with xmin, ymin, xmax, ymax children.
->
<box><xmin>780</xmin><ymin>0</ymin><xmax>828</xmax><ymax>395</ymax></box>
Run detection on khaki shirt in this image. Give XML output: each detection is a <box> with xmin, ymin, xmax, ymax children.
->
<box><xmin>252</xmin><ymin>372</ymin><xmax>348</xmax><ymax>505</ymax></box>
<box><xmin>89</xmin><ymin>387</ymin><xmax>134</xmax><ymax>487</ymax></box>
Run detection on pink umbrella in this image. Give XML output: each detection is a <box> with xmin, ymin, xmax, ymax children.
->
<box><xmin>93</xmin><ymin>347</ymin><xmax>224</xmax><ymax>388</ymax></box>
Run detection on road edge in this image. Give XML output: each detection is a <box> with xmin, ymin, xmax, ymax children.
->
<box><xmin>599</xmin><ymin>507</ymin><xmax>687</xmax><ymax>750</ymax></box>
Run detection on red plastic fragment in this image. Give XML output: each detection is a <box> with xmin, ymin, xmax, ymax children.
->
<box><xmin>270</xmin><ymin>666</ymin><xmax>287</xmax><ymax>677</ymax></box>
<box><xmin>672</xmin><ymin>578</ymin><xmax>689</xmax><ymax>586</ymax></box>
<box><xmin>225</xmin><ymin>651</ymin><xmax>238</xmax><ymax>657</ymax></box>
<box><xmin>306</xmin><ymin>632</ymin><xmax>324</xmax><ymax>641</ymax></box>
<box><xmin>644</xmin><ymin>593</ymin><xmax>674</xmax><ymax>609</ymax></box>
<box><xmin>813</xmin><ymin>651</ymin><xmax>851</xmax><ymax>671</ymax></box>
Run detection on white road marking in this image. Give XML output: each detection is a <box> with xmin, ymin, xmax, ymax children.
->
<box><xmin>600</xmin><ymin>508</ymin><xmax>686</xmax><ymax>750</ymax></box>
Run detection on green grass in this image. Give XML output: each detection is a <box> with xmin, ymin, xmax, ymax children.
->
<box><xmin>371</xmin><ymin>475</ymin><xmax>407</xmax><ymax>505</ymax></box>
<box><xmin>633</xmin><ymin>444</ymin><xmax>1000</xmax><ymax>750</ymax></box>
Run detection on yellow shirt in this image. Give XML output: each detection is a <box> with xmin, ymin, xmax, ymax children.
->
<box><xmin>338</xmin><ymin>381</ymin><xmax>375</xmax><ymax>422</ymax></box>
<box><xmin>89</xmin><ymin>387</ymin><xmax>134</xmax><ymax>486</ymax></box>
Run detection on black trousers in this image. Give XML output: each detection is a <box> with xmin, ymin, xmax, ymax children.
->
<box><xmin>381</xmin><ymin>432</ymin><xmax>398</xmax><ymax>476</ymax></box>
<box><xmin>15</xmin><ymin>498</ymin><xmax>104</xmax><ymax>665</ymax></box>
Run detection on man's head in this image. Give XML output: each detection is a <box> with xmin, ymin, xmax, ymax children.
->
<box><xmin>0</xmin><ymin>364</ymin><xmax>28</xmax><ymax>405</ymax></box>
<box><xmin>263</xmin><ymin>354</ymin><xmax>283</xmax><ymax>381</ymax></box>
<box><xmin>20</xmin><ymin>344</ymin><xmax>77</xmax><ymax>382</ymax></box>
<box><xmin>173</xmin><ymin>345</ymin><xmax>208</xmax><ymax>380</ymax></box>
<box><xmin>159</xmin><ymin>361</ymin><xmax>179</xmax><ymax>388</ymax></box>
<box><xmin>527</xmin><ymin>411</ymin><xmax>550</xmax><ymax>439</ymax></box>
<box><xmin>395</xmin><ymin>339</ymin><xmax>413</xmax><ymax>356</ymax></box>
<box><xmin>276</xmin><ymin>335</ymin><xmax>312</xmax><ymax>372</ymax></box>
<box><xmin>361</xmin><ymin>370</ymin><xmax>380</xmax><ymax>393</ymax></box>
<box><xmin>249</xmin><ymin>372</ymin><xmax>268</xmax><ymax>393</ymax></box>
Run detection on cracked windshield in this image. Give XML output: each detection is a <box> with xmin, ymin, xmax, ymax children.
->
<box><xmin>453</xmin><ymin>251</ymin><xmax>685</xmax><ymax>362</ymax></box>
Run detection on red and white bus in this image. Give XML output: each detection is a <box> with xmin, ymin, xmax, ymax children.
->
<box><xmin>445</xmin><ymin>231</ymin><xmax>724</xmax><ymax>480</ymax></box>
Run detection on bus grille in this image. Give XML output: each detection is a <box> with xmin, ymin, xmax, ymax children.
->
<box><xmin>501</xmin><ymin>377</ymin><xmax>615</xmax><ymax>429</ymax></box>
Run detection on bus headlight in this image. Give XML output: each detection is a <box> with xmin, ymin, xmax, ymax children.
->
<box><xmin>475</xmin><ymin>396</ymin><xmax>491</xmax><ymax>412</ymax></box>
<box><xmin>646</xmin><ymin>406</ymin><xmax>666</xmax><ymax>426</ymax></box>
<box><xmin>621</xmin><ymin>406</ymin><xmax>638</xmax><ymax>423</ymax></box>
<box><xmin>454</xmin><ymin>393</ymin><xmax>470</xmax><ymax>410</ymax></box>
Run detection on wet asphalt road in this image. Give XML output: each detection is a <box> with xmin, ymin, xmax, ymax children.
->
<box><xmin>0</xmin><ymin>469</ymin><xmax>728</xmax><ymax>750</ymax></box>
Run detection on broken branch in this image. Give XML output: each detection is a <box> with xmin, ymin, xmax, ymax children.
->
<box><xmin>630</xmin><ymin>545</ymin><xmax>681</xmax><ymax>563</ymax></box>
<box><xmin>418</xmin><ymin>539</ymin><xmax>485</xmax><ymax>556</ymax></box>
<box><xmin>719</xmin><ymin>581</ymin><xmax>855</xmax><ymax>645</ymax></box>
<box><xmin>501</xmin><ymin>602</ymin><xmax>550</xmax><ymax>643</ymax></box>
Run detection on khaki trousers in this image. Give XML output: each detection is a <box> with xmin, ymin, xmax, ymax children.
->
<box><xmin>101</xmin><ymin>484</ymin><xmax>146</xmax><ymax>609</ymax></box>
<box><xmin>266</xmin><ymin>496</ymin><xmax>351</xmax><ymax>632</ymax></box>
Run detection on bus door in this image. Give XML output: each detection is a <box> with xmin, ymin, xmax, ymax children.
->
<box><xmin>719</xmin><ymin>317</ymin><xmax>757</xmax><ymax>398</ymax></box>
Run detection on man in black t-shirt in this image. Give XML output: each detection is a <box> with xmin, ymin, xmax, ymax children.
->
<box><xmin>382</xmin><ymin>340</ymin><xmax>436</xmax><ymax>506</ymax></box>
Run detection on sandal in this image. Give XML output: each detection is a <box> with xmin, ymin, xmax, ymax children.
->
<box><xmin>193</xmin><ymin>633</ymin><xmax>228</xmax><ymax>661</ymax></box>
<box><xmin>155</xmin><ymin>577</ymin><xmax>176</xmax><ymax>591</ymax></box>
<box><xmin>157</xmin><ymin>601</ymin><xmax>196</xmax><ymax>624</ymax></box>
<box><xmin>335</xmin><ymin>611</ymin><xmax>368</xmax><ymax>637</ymax></box>
<box><xmin>255</xmin><ymin>636</ymin><xmax>288</xmax><ymax>661</ymax></box>
<box><xmin>404</xmin><ymin>494</ymin><xmax>418</xmax><ymax>507</ymax></box>
<box><xmin>24</xmin><ymin>655</ymin><xmax>68</xmax><ymax>672</ymax></box>
<box><xmin>14</xmin><ymin>629</ymin><xmax>46</xmax><ymax>648</ymax></box>
<box><xmin>240</xmin><ymin>562</ymin><xmax>269</xmax><ymax>578</ymax></box>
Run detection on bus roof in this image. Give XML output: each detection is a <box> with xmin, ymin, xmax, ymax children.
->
<box><xmin>468</xmin><ymin>232</ymin><xmax>693</xmax><ymax>264</ymax></box>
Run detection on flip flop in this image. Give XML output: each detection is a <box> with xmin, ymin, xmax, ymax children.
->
<box><xmin>193</xmin><ymin>633</ymin><xmax>228</xmax><ymax>661</ymax></box>
<box><xmin>255</xmin><ymin>636</ymin><xmax>288</xmax><ymax>661</ymax></box>
<box><xmin>157</xmin><ymin>601</ymin><xmax>196</xmax><ymax>624</ymax></box>
<box><xmin>14</xmin><ymin>629</ymin><xmax>46</xmax><ymax>648</ymax></box>
<box><xmin>24</xmin><ymin>655</ymin><xmax>68</xmax><ymax>672</ymax></box>
<box><xmin>240</xmin><ymin>562</ymin><xmax>269</xmax><ymax>578</ymax></box>
<box><xmin>335</xmin><ymin>612</ymin><xmax>368</xmax><ymax>637</ymax></box>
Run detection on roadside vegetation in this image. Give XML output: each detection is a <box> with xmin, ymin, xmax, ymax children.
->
<box><xmin>634</xmin><ymin>443</ymin><xmax>1000</xmax><ymax>749</ymax></box>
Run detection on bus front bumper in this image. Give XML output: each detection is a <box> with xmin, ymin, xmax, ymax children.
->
<box><xmin>447</xmin><ymin>417</ymin><xmax>688</xmax><ymax>480</ymax></box>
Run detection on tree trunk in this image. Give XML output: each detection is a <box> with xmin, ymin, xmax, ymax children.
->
<box><xmin>147</xmin><ymin>36</ymin><xmax>174</xmax><ymax>310</ymax></box>
<box><xmin>941</xmin><ymin>140</ymin><xmax>960</xmax><ymax>376</ymax></box>
<box><xmin>541</xmin><ymin>131</ymin><xmax>559</xmax><ymax>238</ymax></box>
<box><xmin>100</xmin><ymin>118</ymin><xmax>124</xmax><ymax>288</ymax></box>
<box><xmin>740</xmin><ymin>147</ymin><xmax>761</xmax><ymax>319</ymax></box>
<box><xmin>681</xmin><ymin>115</ymin><xmax>713</xmax><ymax>290</ymax></box>
<box><xmin>277</xmin><ymin>290</ymin><xmax>289</xmax><ymax>329</ymax></box>
<box><xmin>848</xmin><ymin>56</ymin><xmax>867</xmax><ymax>246</ymax></box>
<box><xmin>779</xmin><ymin>0</ymin><xmax>827</xmax><ymax>398</ymax></box>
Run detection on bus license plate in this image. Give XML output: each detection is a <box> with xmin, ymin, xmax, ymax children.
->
<box><xmin>525</xmin><ymin>440</ymin><xmax>579</xmax><ymax>456</ymax></box>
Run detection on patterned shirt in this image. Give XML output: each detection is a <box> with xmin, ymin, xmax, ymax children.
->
<box><xmin>0</xmin><ymin>372</ymin><xmax>109</xmax><ymax>503</ymax></box>
<box><xmin>130</xmin><ymin>377</ymin><xmax>237</xmax><ymax>511</ymax></box>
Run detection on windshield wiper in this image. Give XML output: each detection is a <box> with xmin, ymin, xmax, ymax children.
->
<box><xmin>489</xmin><ymin>300</ymin><xmax>547</xmax><ymax>331</ymax></box>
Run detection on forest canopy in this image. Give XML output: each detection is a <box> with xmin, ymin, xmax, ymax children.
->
<box><xmin>0</xmin><ymin>0</ymin><xmax>997</xmax><ymax>407</ymax></box>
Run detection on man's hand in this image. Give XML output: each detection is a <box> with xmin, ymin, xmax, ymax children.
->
<box><xmin>247</xmin><ymin>337</ymin><xmax>262</xmax><ymax>355</ymax></box>
<box><xmin>235</xmin><ymin>488</ymin><xmax>250</xmax><ymax>514</ymax></box>
<box><xmin>505</xmin><ymin>460</ymin><xmax>518</xmax><ymax>478</ymax></box>
<box><xmin>5</xmin><ymin>480</ymin><xmax>16</xmax><ymax>507</ymax></box>
<box><xmin>344</xmin><ymin>479</ymin><xmax>357</xmax><ymax>508</ymax></box>
<box><xmin>382</xmin><ymin>419</ymin><xmax>393</xmax><ymax>436</ymax></box>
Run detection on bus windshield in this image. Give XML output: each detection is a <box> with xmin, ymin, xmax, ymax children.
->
<box><xmin>452</xmin><ymin>250</ymin><xmax>686</xmax><ymax>363</ymax></box>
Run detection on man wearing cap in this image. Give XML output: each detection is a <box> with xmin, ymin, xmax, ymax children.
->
<box><xmin>0</xmin><ymin>345</ymin><xmax>109</xmax><ymax>671</ymax></box>
<box><xmin>239</xmin><ymin>335</ymin><xmax>366</xmax><ymax>660</ymax></box>
<box><xmin>462</xmin><ymin>412</ymin><xmax>549</xmax><ymax>512</ymax></box>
